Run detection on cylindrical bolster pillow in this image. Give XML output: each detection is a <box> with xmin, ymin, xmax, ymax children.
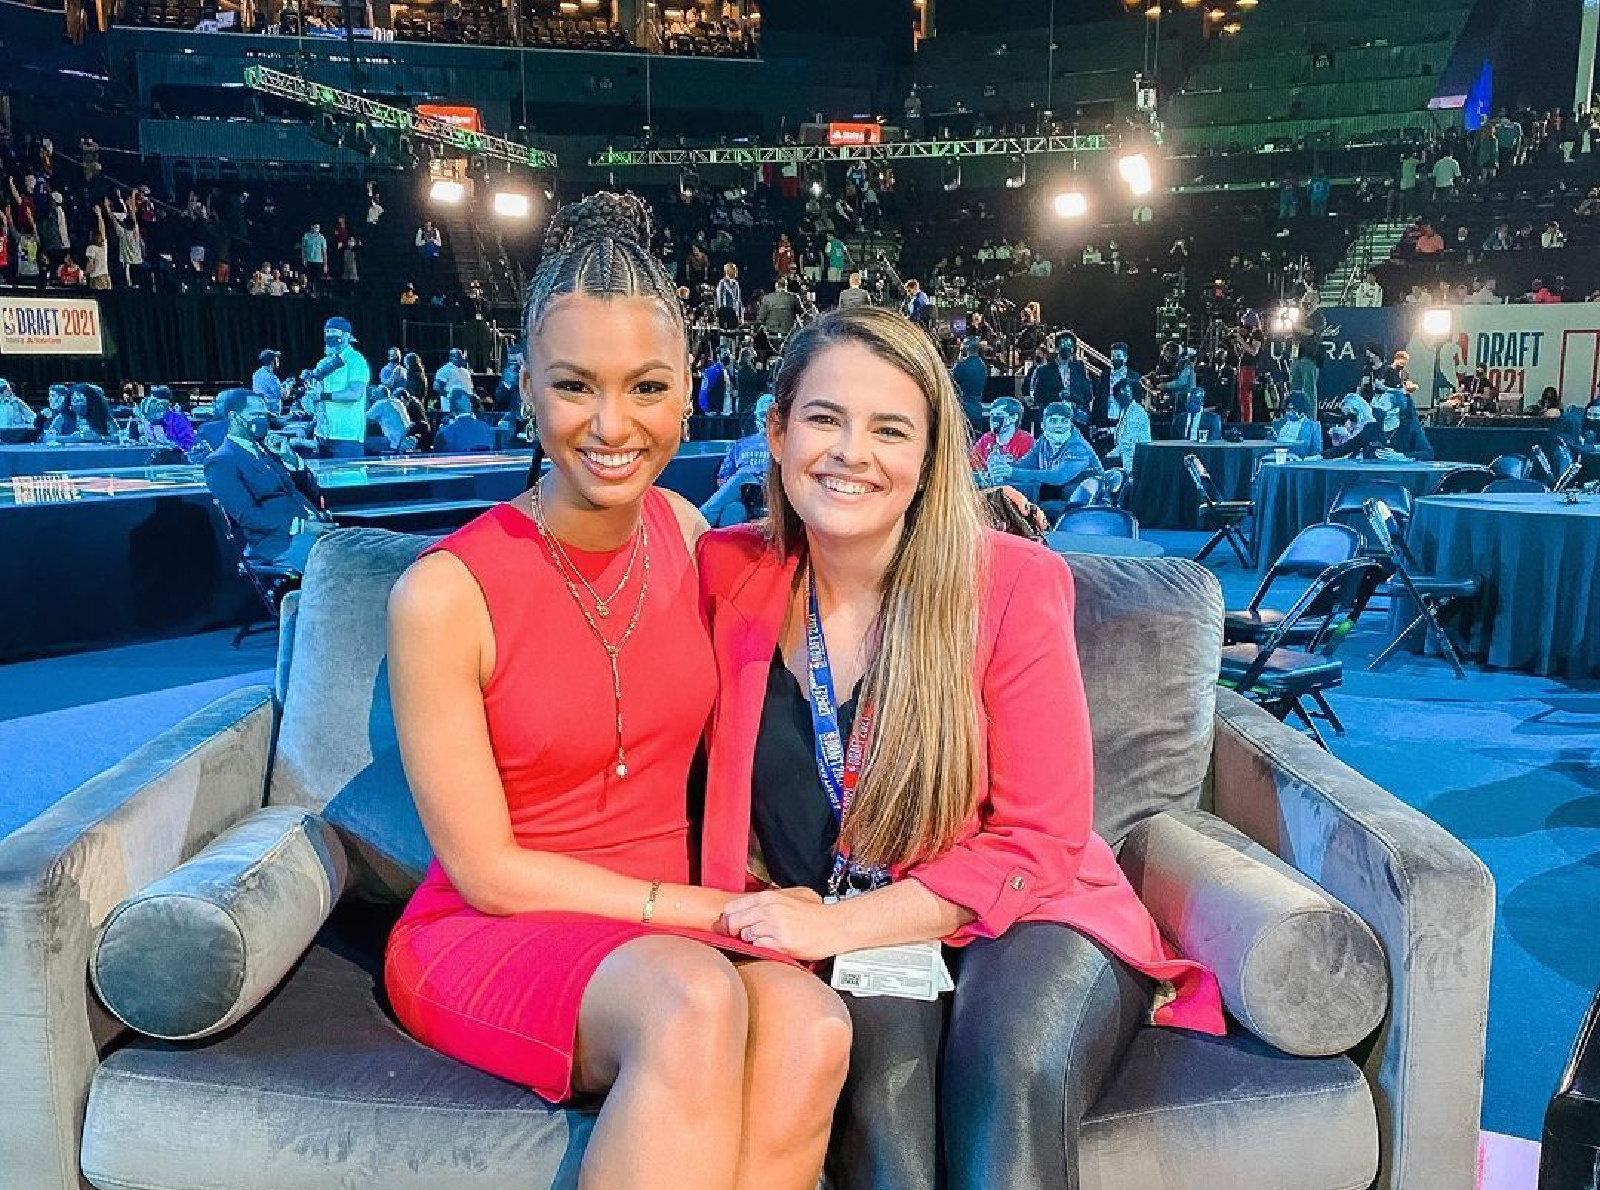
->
<box><xmin>1118</xmin><ymin>808</ymin><xmax>1387</xmax><ymax>1057</ymax></box>
<box><xmin>92</xmin><ymin>806</ymin><xmax>347</xmax><ymax>1041</ymax></box>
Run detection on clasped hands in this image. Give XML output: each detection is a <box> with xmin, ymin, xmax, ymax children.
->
<box><xmin>717</xmin><ymin>886</ymin><xmax>844</xmax><ymax>962</ymax></box>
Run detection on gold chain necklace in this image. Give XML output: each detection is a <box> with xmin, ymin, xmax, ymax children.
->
<box><xmin>533</xmin><ymin>495</ymin><xmax>642</xmax><ymax>618</ymax></box>
<box><xmin>530</xmin><ymin>486</ymin><xmax>651</xmax><ymax>779</ymax></box>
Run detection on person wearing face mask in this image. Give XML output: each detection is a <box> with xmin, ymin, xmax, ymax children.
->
<box><xmin>0</xmin><ymin>379</ymin><xmax>36</xmax><ymax>433</ymax></box>
<box><xmin>1323</xmin><ymin>393</ymin><xmax>1379</xmax><ymax>457</ymax></box>
<box><xmin>1269</xmin><ymin>390</ymin><xmax>1322</xmax><ymax>457</ymax></box>
<box><xmin>702</xmin><ymin>392</ymin><xmax>778</xmax><ymax>527</ymax></box>
<box><xmin>301</xmin><ymin>316</ymin><xmax>371</xmax><ymax>458</ymax></box>
<box><xmin>1369</xmin><ymin>386</ymin><xmax>1433</xmax><ymax>459</ymax></box>
<box><xmin>1028</xmin><ymin>333</ymin><xmax>1093</xmax><ymax>427</ymax></box>
<box><xmin>252</xmin><ymin>349</ymin><xmax>285</xmax><ymax>414</ymax></box>
<box><xmin>1108</xmin><ymin>381</ymin><xmax>1152</xmax><ymax>477</ymax></box>
<box><xmin>203</xmin><ymin>388</ymin><xmax>332</xmax><ymax>572</ymax></box>
<box><xmin>968</xmin><ymin>397</ymin><xmax>1034</xmax><ymax>479</ymax></box>
<box><xmin>1094</xmin><ymin>342</ymin><xmax>1141</xmax><ymax>425</ymax></box>
<box><xmin>991</xmin><ymin>402</ymin><xmax>1104</xmax><ymax>523</ymax></box>
<box><xmin>1171</xmin><ymin>388</ymin><xmax>1222</xmax><ymax>442</ymax></box>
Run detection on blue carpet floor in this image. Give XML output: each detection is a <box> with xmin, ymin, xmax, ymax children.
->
<box><xmin>0</xmin><ymin>532</ymin><xmax>1593</xmax><ymax>1142</ymax></box>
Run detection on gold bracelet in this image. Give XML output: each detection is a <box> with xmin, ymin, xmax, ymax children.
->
<box><xmin>641</xmin><ymin>880</ymin><xmax>662</xmax><ymax>925</ymax></box>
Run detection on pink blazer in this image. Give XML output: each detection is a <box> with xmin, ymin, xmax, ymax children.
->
<box><xmin>696</xmin><ymin>524</ymin><xmax>1225</xmax><ymax>1034</ymax></box>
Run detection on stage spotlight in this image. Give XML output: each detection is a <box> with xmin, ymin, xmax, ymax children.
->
<box><xmin>1118</xmin><ymin>152</ymin><xmax>1154</xmax><ymax>196</ymax></box>
<box><xmin>430</xmin><ymin>179</ymin><xmax>466</xmax><ymax>204</ymax></box>
<box><xmin>1053</xmin><ymin>190</ymin><xmax>1089</xmax><ymax>218</ymax></box>
<box><xmin>1421</xmin><ymin>307</ymin><xmax>1453</xmax><ymax>338</ymax></box>
<box><xmin>493</xmin><ymin>190</ymin><xmax>532</xmax><ymax>218</ymax></box>
<box><xmin>810</xmin><ymin>180</ymin><xmax>824</xmax><ymax>197</ymax></box>
<box><xmin>1267</xmin><ymin>304</ymin><xmax>1301</xmax><ymax>337</ymax></box>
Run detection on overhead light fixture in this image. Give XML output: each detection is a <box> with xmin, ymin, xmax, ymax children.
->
<box><xmin>1421</xmin><ymin>307</ymin><xmax>1454</xmax><ymax>338</ymax></box>
<box><xmin>1206</xmin><ymin>7</ymin><xmax>1226</xmax><ymax>19</ymax></box>
<box><xmin>1223</xmin><ymin>20</ymin><xmax>1241</xmax><ymax>33</ymax></box>
<box><xmin>1053</xmin><ymin>190</ymin><xmax>1088</xmax><ymax>218</ymax></box>
<box><xmin>430</xmin><ymin>179</ymin><xmax>466</xmax><ymax>204</ymax></box>
<box><xmin>1118</xmin><ymin>152</ymin><xmax>1154</xmax><ymax>196</ymax></box>
<box><xmin>810</xmin><ymin>180</ymin><xmax>823</xmax><ymax>197</ymax></box>
<box><xmin>1236</xmin><ymin>0</ymin><xmax>1257</xmax><ymax>7</ymax></box>
<box><xmin>493</xmin><ymin>190</ymin><xmax>532</xmax><ymax>218</ymax></box>
<box><xmin>1180</xmin><ymin>0</ymin><xmax>1202</xmax><ymax>6</ymax></box>
<box><xmin>1145</xmin><ymin>3</ymin><xmax>1162</xmax><ymax>17</ymax></box>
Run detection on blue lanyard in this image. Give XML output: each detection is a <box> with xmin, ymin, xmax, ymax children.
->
<box><xmin>804</xmin><ymin>569</ymin><xmax>888</xmax><ymax>894</ymax></box>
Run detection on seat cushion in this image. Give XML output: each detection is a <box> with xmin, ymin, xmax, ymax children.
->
<box><xmin>83</xmin><ymin>909</ymin><xmax>594</xmax><ymax>1190</ymax></box>
<box><xmin>1220</xmin><ymin>644</ymin><xmax>1342</xmax><ymax>691</ymax></box>
<box><xmin>1065</xmin><ymin>556</ymin><xmax>1224</xmax><ymax>846</ymax></box>
<box><xmin>82</xmin><ymin>915</ymin><xmax>1376</xmax><ymax>1190</ymax></box>
<box><xmin>1081</xmin><ymin>1028</ymin><xmax>1378</xmax><ymax>1190</ymax></box>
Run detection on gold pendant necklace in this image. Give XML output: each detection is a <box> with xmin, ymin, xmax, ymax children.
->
<box><xmin>531</xmin><ymin>486</ymin><xmax>651</xmax><ymax>779</ymax></box>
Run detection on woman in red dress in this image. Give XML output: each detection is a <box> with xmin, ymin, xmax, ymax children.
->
<box><xmin>696</xmin><ymin>307</ymin><xmax>1225</xmax><ymax>1190</ymax></box>
<box><xmin>383</xmin><ymin>193</ymin><xmax>850</xmax><ymax>1190</ymax></box>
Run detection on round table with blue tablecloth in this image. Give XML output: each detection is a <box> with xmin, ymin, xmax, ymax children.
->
<box><xmin>1406</xmin><ymin>492</ymin><xmax>1600</xmax><ymax>679</ymax></box>
<box><xmin>1046</xmin><ymin>531</ymin><xmax>1166</xmax><ymax>559</ymax></box>
<box><xmin>1129</xmin><ymin>439</ymin><xmax>1281</xmax><ymax>530</ymax></box>
<box><xmin>1251</xmin><ymin>458</ymin><xmax>1462</xmax><ymax>570</ymax></box>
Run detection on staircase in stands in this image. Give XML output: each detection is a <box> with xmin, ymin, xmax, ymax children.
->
<box><xmin>1318</xmin><ymin>219</ymin><xmax>1411</xmax><ymax>305</ymax></box>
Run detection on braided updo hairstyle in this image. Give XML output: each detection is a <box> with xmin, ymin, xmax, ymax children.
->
<box><xmin>523</xmin><ymin>191</ymin><xmax>684</xmax><ymax>340</ymax></box>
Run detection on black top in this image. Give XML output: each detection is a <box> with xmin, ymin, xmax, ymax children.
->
<box><xmin>749</xmin><ymin>649</ymin><xmax>857</xmax><ymax>895</ymax></box>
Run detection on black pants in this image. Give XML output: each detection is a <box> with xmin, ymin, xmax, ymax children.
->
<box><xmin>829</xmin><ymin>922</ymin><xmax>1151</xmax><ymax>1190</ymax></box>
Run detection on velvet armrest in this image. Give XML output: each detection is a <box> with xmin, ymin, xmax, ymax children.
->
<box><xmin>1208</xmin><ymin>689</ymin><xmax>1494</xmax><ymax>1190</ymax></box>
<box><xmin>0</xmin><ymin>686</ymin><xmax>275</xmax><ymax>1190</ymax></box>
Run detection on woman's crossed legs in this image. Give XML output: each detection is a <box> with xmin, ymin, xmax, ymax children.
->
<box><xmin>574</xmin><ymin>935</ymin><xmax>852</xmax><ymax>1190</ymax></box>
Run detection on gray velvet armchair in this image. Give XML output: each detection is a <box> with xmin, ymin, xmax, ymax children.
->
<box><xmin>0</xmin><ymin>529</ymin><xmax>1494</xmax><ymax>1190</ymax></box>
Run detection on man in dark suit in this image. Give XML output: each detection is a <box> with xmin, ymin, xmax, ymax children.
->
<box><xmin>1093</xmin><ymin>341</ymin><xmax>1143</xmax><ymax>426</ymax></box>
<box><xmin>1170</xmin><ymin>387</ymin><xmax>1224</xmax><ymax>442</ymax></box>
<box><xmin>203</xmin><ymin>388</ymin><xmax>332</xmax><ymax>573</ymax></box>
<box><xmin>435</xmin><ymin>388</ymin><xmax>496</xmax><ymax>454</ymax></box>
<box><xmin>1027</xmin><ymin>331</ymin><xmax>1094</xmax><ymax>427</ymax></box>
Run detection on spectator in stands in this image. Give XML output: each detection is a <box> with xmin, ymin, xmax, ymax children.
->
<box><xmin>0</xmin><ymin>380</ymin><xmax>34</xmax><ymax>431</ymax></box>
<box><xmin>992</xmin><ymin>401</ymin><xmax>1103</xmax><ymax>520</ymax></box>
<box><xmin>415</xmin><ymin>220</ymin><xmax>443</xmax><ymax>290</ymax></box>
<box><xmin>300</xmin><ymin>222</ymin><xmax>327</xmax><ymax>290</ymax></box>
<box><xmin>380</xmin><ymin>347</ymin><xmax>406</xmax><ymax>391</ymax></box>
<box><xmin>1277</xmin><ymin>174</ymin><xmax>1300</xmax><ymax>221</ymax></box>
<box><xmin>1414</xmin><ymin>223</ymin><xmax>1446</xmax><ymax>256</ymax></box>
<box><xmin>204</xmin><ymin>387</ymin><xmax>333</xmax><ymax>573</ymax></box>
<box><xmin>1466</xmin><ymin>277</ymin><xmax>1501</xmax><ymax>304</ymax></box>
<box><xmin>700</xmin><ymin>392</ymin><xmax>776</xmax><ymax>528</ymax></box>
<box><xmin>1270</xmin><ymin>390</ymin><xmax>1323</xmax><ymax>458</ymax></box>
<box><xmin>772</xmin><ymin>232</ymin><xmax>795</xmax><ymax>279</ymax></box>
<box><xmin>84</xmin><ymin>209</ymin><xmax>111</xmax><ymax>291</ymax></box>
<box><xmin>13</xmin><ymin>213</ymin><xmax>43</xmax><ymax>291</ymax></box>
<box><xmin>1431</xmin><ymin>149</ymin><xmax>1462</xmax><ymax>199</ymax></box>
<box><xmin>252</xmin><ymin>349</ymin><xmax>285</xmax><ymax>413</ymax></box>
<box><xmin>1531</xmin><ymin>277</ymin><xmax>1564</xmax><ymax>304</ymax></box>
<box><xmin>699</xmin><ymin>349</ymin><xmax>735</xmax><ymax>415</ymax></box>
<box><xmin>1398</xmin><ymin>150</ymin><xmax>1421</xmax><ymax>214</ymax></box>
<box><xmin>969</xmin><ymin>396</ymin><xmax>1034</xmax><ymax>478</ymax></box>
<box><xmin>1306</xmin><ymin>170</ymin><xmax>1331</xmax><ymax>218</ymax></box>
<box><xmin>950</xmin><ymin>336</ymin><xmax>988</xmax><ymax>430</ymax></box>
<box><xmin>824</xmin><ymin>232</ymin><xmax>850</xmax><ymax>283</ymax></box>
<box><xmin>902</xmin><ymin>278</ymin><xmax>933</xmax><ymax>328</ymax></box>
<box><xmin>836</xmin><ymin>270</ymin><xmax>870</xmax><ymax>310</ymax></box>
<box><xmin>756</xmin><ymin>276</ymin><xmax>803</xmax><ymax>343</ymax></box>
<box><xmin>436</xmin><ymin>388</ymin><xmax>495</xmax><ymax>453</ymax></box>
<box><xmin>402</xmin><ymin>352</ymin><xmax>428</xmax><ymax>404</ymax></box>
<box><xmin>54</xmin><ymin>253</ymin><xmax>84</xmax><ymax>288</ymax></box>
<box><xmin>735</xmin><ymin>347</ymin><xmax>766</xmax><ymax>410</ymax></box>
<box><xmin>715</xmin><ymin>262</ymin><xmax>743</xmax><ymax>331</ymax></box>
<box><xmin>1353</xmin><ymin>271</ymin><xmax>1384</xmax><ymax>307</ymax></box>
<box><xmin>400</xmin><ymin>281</ymin><xmax>419</xmax><ymax>305</ymax></box>
<box><xmin>39</xmin><ymin>187</ymin><xmax>70</xmax><ymax>274</ymax></box>
<box><xmin>432</xmin><ymin>347</ymin><xmax>474</xmax><ymax>409</ymax></box>
<box><xmin>1542</xmin><ymin>220</ymin><xmax>1568</xmax><ymax>249</ymax></box>
<box><xmin>147</xmin><ymin>385</ymin><xmax>197</xmax><ymax>452</ymax></box>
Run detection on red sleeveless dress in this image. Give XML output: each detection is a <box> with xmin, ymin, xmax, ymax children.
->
<box><xmin>384</xmin><ymin>492</ymin><xmax>783</xmax><ymax>1103</ymax></box>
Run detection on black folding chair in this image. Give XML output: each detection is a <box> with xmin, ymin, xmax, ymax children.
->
<box><xmin>1530</xmin><ymin>444</ymin><xmax>1559</xmax><ymax>487</ymax></box>
<box><xmin>1053</xmin><ymin>507</ymin><xmax>1139</xmax><ymax>538</ymax></box>
<box><xmin>1218</xmin><ymin>557</ymin><xmax>1388</xmax><ymax>749</ymax></box>
<box><xmin>1362</xmin><ymin>498</ymin><xmax>1478</xmax><ymax>680</ymax></box>
<box><xmin>1484</xmin><ymin>477</ymin><xmax>1548</xmax><ymax>494</ymax></box>
<box><xmin>1488</xmin><ymin>454</ymin><xmax>1531</xmax><ymax>480</ymax></box>
<box><xmin>1554</xmin><ymin>459</ymin><xmax>1585</xmax><ymax>493</ymax></box>
<box><xmin>1434</xmin><ymin>466</ymin><xmax>1494</xmax><ymax>495</ymax></box>
<box><xmin>1327</xmin><ymin>479</ymin><xmax>1414</xmax><ymax>551</ymax></box>
<box><xmin>1224</xmin><ymin>521</ymin><xmax>1361</xmax><ymax>645</ymax></box>
<box><xmin>1098</xmin><ymin>468</ymin><xmax>1128</xmax><ymax>508</ymax></box>
<box><xmin>1063</xmin><ymin>473</ymin><xmax>1103</xmax><ymax>509</ymax></box>
<box><xmin>211</xmin><ymin>500</ymin><xmax>302</xmax><ymax>648</ymax></box>
<box><xmin>1184</xmin><ymin>453</ymin><xmax>1254</xmax><ymax>566</ymax></box>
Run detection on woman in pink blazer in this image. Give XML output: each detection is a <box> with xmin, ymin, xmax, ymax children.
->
<box><xmin>699</xmin><ymin>307</ymin><xmax>1224</xmax><ymax>1190</ymax></box>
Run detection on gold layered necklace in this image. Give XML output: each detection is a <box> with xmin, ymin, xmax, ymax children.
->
<box><xmin>530</xmin><ymin>484</ymin><xmax>651</xmax><ymax>779</ymax></box>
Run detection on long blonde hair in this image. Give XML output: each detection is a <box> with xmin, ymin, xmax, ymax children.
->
<box><xmin>766</xmin><ymin>307</ymin><xmax>986</xmax><ymax>869</ymax></box>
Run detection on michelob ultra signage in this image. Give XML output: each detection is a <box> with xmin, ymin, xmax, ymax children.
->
<box><xmin>0</xmin><ymin>297</ymin><xmax>105</xmax><ymax>356</ymax></box>
<box><xmin>827</xmin><ymin>122</ymin><xmax>882</xmax><ymax>146</ymax></box>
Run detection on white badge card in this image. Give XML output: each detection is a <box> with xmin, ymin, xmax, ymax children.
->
<box><xmin>830</xmin><ymin>941</ymin><xmax>953</xmax><ymax>1001</ymax></box>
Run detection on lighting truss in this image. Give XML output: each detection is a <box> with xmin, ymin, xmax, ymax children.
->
<box><xmin>243</xmin><ymin>65</ymin><xmax>556</xmax><ymax>170</ymax></box>
<box><xmin>588</xmin><ymin>134</ymin><xmax>1110</xmax><ymax>168</ymax></box>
